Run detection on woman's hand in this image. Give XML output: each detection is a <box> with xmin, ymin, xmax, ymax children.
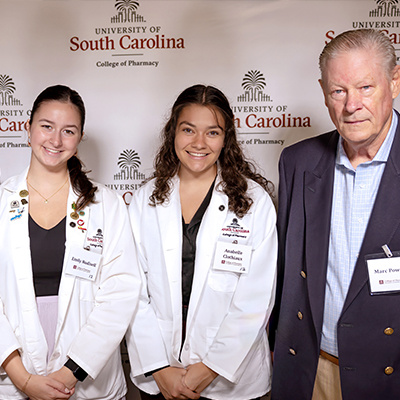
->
<box><xmin>2</xmin><ymin>351</ymin><xmax>73</xmax><ymax>400</ymax></box>
<box><xmin>153</xmin><ymin>366</ymin><xmax>200</xmax><ymax>400</ymax></box>
<box><xmin>184</xmin><ymin>362</ymin><xmax>218</xmax><ymax>395</ymax></box>
<box><xmin>48</xmin><ymin>367</ymin><xmax>78</xmax><ymax>391</ymax></box>
<box><xmin>23</xmin><ymin>374</ymin><xmax>74</xmax><ymax>400</ymax></box>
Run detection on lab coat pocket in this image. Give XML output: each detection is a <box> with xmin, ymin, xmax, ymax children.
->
<box><xmin>207</xmin><ymin>270</ymin><xmax>239</xmax><ymax>292</ymax></box>
<box><xmin>206</xmin><ymin>326</ymin><xmax>219</xmax><ymax>348</ymax></box>
<box><xmin>157</xmin><ymin>318</ymin><xmax>173</xmax><ymax>349</ymax></box>
<box><xmin>13</xmin><ymin>326</ymin><xmax>21</xmax><ymax>344</ymax></box>
<box><xmin>12</xmin><ymin>326</ymin><xmax>26</xmax><ymax>358</ymax></box>
<box><xmin>14</xmin><ymin>326</ymin><xmax>35</xmax><ymax>377</ymax></box>
<box><xmin>77</xmin><ymin>279</ymin><xmax>96</xmax><ymax>302</ymax></box>
<box><xmin>237</xmin><ymin>334</ymin><xmax>269</xmax><ymax>385</ymax></box>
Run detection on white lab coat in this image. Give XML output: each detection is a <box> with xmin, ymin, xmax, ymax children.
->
<box><xmin>0</xmin><ymin>169</ymin><xmax>141</xmax><ymax>400</ymax></box>
<box><xmin>126</xmin><ymin>174</ymin><xmax>277</xmax><ymax>400</ymax></box>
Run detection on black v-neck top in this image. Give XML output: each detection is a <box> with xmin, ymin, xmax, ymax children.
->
<box><xmin>29</xmin><ymin>215</ymin><xmax>66</xmax><ymax>297</ymax></box>
<box><xmin>181</xmin><ymin>180</ymin><xmax>215</xmax><ymax>309</ymax></box>
<box><xmin>146</xmin><ymin>179</ymin><xmax>216</xmax><ymax>373</ymax></box>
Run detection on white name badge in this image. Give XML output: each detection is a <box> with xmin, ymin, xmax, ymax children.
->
<box><xmin>213</xmin><ymin>241</ymin><xmax>252</xmax><ymax>274</ymax></box>
<box><xmin>65</xmin><ymin>246</ymin><xmax>102</xmax><ymax>281</ymax></box>
<box><xmin>367</xmin><ymin>256</ymin><xmax>400</xmax><ymax>294</ymax></box>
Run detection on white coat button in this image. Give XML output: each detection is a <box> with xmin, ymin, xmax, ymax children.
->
<box><xmin>184</xmin><ymin>344</ymin><xmax>189</xmax><ymax>350</ymax></box>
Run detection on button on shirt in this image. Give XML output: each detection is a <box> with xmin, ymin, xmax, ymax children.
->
<box><xmin>321</xmin><ymin>111</ymin><xmax>397</xmax><ymax>357</ymax></box>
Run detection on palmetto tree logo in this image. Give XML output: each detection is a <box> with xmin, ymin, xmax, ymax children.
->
<box><xmin>238</xmin><ymin>70</ymin><xmax>270</xmax><ymax>102</ymax></box>
<box><xmin>0</xmin><ymin>75</ymin><xmax>20</xmax><ymax>106</ymax></box>
<box><xmin>242</xmin><ymin>70</ymin><xmax>266</xmax><ymax>95</ymax></box>
<box><xmin>113</xmin><ymin>0</ymin><xmax>140</xmax><ymax>23</ymax></box>
<box><xmin>371</xmin><ymin>0</ymin><xmax>399</xmax><ymax>17</ymax></box>
<box><xmin>377</xmin><ymin>0</ymin><xmax>398</xmax><ymax>7</ymax></box>
<box><xmin>115</xmin><ymin>149</ymin><xmax>144</xmax><ymax>180</ymax></box>
<box><xmin>118</xmin><ymin>149</ymin><xmax>141</xmax><ymax>169</ymax></box>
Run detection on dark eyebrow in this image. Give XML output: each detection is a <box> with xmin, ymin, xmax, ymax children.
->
<box><xmin>38</xmin><ymin>119</ymin><xmax>54</xmax><ymax>125</ymax></box>
<box><xmin>178</xmin><ymin>121</ymin><xmax>195</xmax><ymax>128</ymax></box>
<box><xmin>38</xmin><ymin>118</ymin><xmax>79</xmax><ymax>130</ymax></box>
<box><xmin>178</xmin><ymin>121</ymin><xmax>223</xmax><ymax>130</ymax></box>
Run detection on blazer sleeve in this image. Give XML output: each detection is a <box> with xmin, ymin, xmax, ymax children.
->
<box><xmin>125</xmin><ymin>190</ymin><xmax>170</xmax><ymax>377</ymax></box>
<box><xmin>202</xmin><ymin>189</ymin><xmax>278</xmax><ymax>383</ymax></box>
<box><xmin>66</xmin><ymin>190</ymin><xmax>142</xmax><ymax>379</ymax></box>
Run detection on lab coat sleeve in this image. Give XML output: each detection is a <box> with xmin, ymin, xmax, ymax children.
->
<box><xmin>0</xmin><ymin>186</ymin><xmax>22</xmax><ymax>375</ymax></box>
<box><xmin>66</xmin><ymin>190</ymin><xmax>142</xmax><ymax>379</ymax></box>
<box><xmin>202</xmin><ymin>189</ymin><xmax>278</xmax><ymax>383</ymax></box>
<box><xmin>0</xmin><ymin>297</ymin><xmax>21</xmax><ymax>374</ymax></box>
<box><xmin>125</xmin><ymin>190</ymin><xmax>170</xmax><ymax>377</ymax></box>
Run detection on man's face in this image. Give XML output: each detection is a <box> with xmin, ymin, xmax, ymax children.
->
<box><xmin>320</xmin><ymin>48</ymin><xmax>400</xmax><ymax>154</ymax></box>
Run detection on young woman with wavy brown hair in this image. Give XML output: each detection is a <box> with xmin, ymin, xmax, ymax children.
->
<box><xmin>149</xmin><ymin>84</ymin><xmax>273</xmax><ymax>217</ymax></box>
<box><xmin>127</xmin><ymin>84</ymin><xmax>277</xmax><ymax>400</ymax></box>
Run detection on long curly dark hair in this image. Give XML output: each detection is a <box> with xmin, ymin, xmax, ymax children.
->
<box><xmin>149</xmin><ymin>84</ymin><xmax>273</xmax><ymax>217</ymax></box>
<box><xmin>29</xmin><ymin>85</ymin><xmax>97</xmax><ymax>211</ymax></box>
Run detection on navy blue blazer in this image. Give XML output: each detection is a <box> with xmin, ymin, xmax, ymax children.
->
<box><xmin>271</xmin><ymin>112</ymin><xmax>400</xmax><ymax>400</ymax></box>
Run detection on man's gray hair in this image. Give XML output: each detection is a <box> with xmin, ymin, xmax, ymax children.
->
<box><xmin>319</xmin><ymin>29</ymin><xmax>396</xmax><ymax>79</ymax></box>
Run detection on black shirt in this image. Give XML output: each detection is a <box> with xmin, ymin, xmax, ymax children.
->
<box><xmin>145</xmin><ymin>179</ymin><xmax>215</xmax><ymax>375</ymax></box>
<box><xmin>181</xmin><ymin>180</ymin><xmax>215</xmax><ymax>327</ymax></box>
<box><xmin>29</xmin><ymin>215</ymin><xmax>66</xmax><ymax>297</ymax></box>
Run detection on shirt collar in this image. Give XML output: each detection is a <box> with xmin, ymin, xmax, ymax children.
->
<box><xmin>336</xmin><ymin>110</ymin><xmax>397</xmax><ymax>169</ymax></box>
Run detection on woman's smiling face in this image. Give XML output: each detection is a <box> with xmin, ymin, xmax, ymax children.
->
<box><xmin>28</xmin><ymin>100</ymin><xmax>82</xmax><ymax>172</ymax></box>
<box><xmin>174</xmin><ymin>104</ymin><xmax>225</xmax><ymax>179</ymax></box>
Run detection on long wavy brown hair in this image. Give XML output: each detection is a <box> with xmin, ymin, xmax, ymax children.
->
<box><xmin>149</xmin><ymin>84</ymin><xmax>273</xmax><ymax>217</ymax></box>
<box><xmin>29</xmin><ymin>85</ymin><xmax>97</xmax><ymax>211</ymax></box>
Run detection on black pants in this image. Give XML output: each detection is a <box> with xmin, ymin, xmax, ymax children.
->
<box><xmin>139</xmin><ymin>389</ymin><xmax>261</xmax><ymax>400</ymax></box>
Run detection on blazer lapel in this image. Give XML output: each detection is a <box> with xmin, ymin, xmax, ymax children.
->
<box><xmin>343</xmin><ymin>120</ymin><xmax>400</xmax><ymax>313</ymax></box>
<box><xmin>304</xmin><ymin>132</ymin><xmax>338</xmax><ymax>333</ymax></box>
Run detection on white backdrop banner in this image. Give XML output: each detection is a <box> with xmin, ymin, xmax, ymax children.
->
<box><xmin>2</xmin><ymin>0</ymin><xmax>400</xmax><ymax>204</ymax></box>
<box><xmin>1</xmin><ymin>0</ymin><xmax>400</xmax><ymax>398</ymax></box>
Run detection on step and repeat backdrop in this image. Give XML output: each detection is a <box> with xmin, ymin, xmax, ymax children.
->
<box><xmin>2</xmin><ymin>0</ymin><xmax>400</xmax><ymax>205</ymax></box>
<box><xmin>1</xmin><ymin>0</ymin><xmax>400</xmax><ymax>398</ymax></box>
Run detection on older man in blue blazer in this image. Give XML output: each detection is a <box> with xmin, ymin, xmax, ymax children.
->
<box><xmin>271</xmin><ymin>29</ymin><xmax>400</xmax><ymax>400</ymax></box>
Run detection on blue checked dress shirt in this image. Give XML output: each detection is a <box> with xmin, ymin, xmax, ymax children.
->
<box><xmin>321</xmin><ymin>111</ymin><xmax>397</xmax><ymax>357</ymax></box>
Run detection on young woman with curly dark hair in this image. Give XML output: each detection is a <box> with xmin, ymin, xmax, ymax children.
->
<box><xmin>127</xmin><ymin>84</ymin><xmax>277</xmax><ymax>400</ymax></box>
<box><xmin>149</xmin><ymin>84</ymin><xmax>274</xmax><ymax>217</ymax></box>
